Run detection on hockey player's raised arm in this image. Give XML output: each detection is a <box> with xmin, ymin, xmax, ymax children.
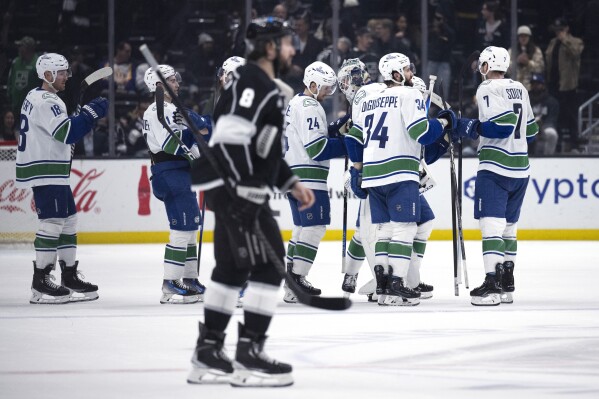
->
<box><xmin>403</xmin><ymin>88</ymin><xmax>446</xmax><ymax>145</ymax></box>
<box><xmin>49</xmin><ymin>96</ymin><xmax>107</xmax><ymax>145</ymax></box>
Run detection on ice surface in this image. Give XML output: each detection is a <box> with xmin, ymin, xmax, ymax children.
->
<box><xmin>1</xmin><ymin>241</ymin><xmax>598</xmax><ymax>399</ymax></box>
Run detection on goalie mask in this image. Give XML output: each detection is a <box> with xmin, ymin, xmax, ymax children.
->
<box><xmin>144</xmin><ymin>64</ymin><xmax>181</xmax><ymax>93</ymax></box>
<box><xmin>378</xmin><ymin>53</ymin><xmax>415</xmax><ymax>85</ymax></box>
<box><xmin>218</xmin><ymin>56</ymin><xmax>246</xmax><ymax>85</ymax></box>
<box><xmin>303</xmin><ymin>61</ymin><xmax>337</xmax><ymax>99</ymax></box>
<box><xmin>36</xmin><ymin>53</ymin><xmax>72</xmax><ymax>84</ymax></box>
<box><xmin>478</xmin><ymin>46</ymin><xmax>510</xmax><ymax>75</ymax></box>
<box><xmin>337</xmin><ymin>58</ymin><xmax>370</xmax><ymax>102</ymax></box>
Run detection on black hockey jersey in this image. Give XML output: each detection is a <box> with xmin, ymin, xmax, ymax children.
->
<box><xmin>191</xmin><ymin>63</ymin><xmax>297</xmax><ymax>192</ymax></box>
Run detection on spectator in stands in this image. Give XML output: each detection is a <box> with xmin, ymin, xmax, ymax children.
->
<box><xmin>124</xmin><ymin>94</ymin><xmax>153</xmax><ymax>157</ymax></box>
<box><xmin>508</xmin><ymin>26</ymin><xmax>545</xmax><ymax>91</ymax></box>
<box><xmin>545</xmin><ymin>17</ymin><xmax>584</xmax><ymax>152</ymax></box>
<box><xmin>7</xmin><ymin>36</ymin><xmax>38</xmax><ymax>118</ymax></box>
<box><xmin>317</xmin><ymin>37</ymin><xmax>352</xmax><ymax>70</ymax></box>
<box><xmin>427</xmin><ymin>10</ymin><xmax>455</xmax><ymax>100</ymax></box>
<box><xmin>272</xmin><ymin>3</ymin><xmax>288</xmax><ymax>21</ymax></box>
<box><xmin>287</xmin><ymin>12</ymin><xmax>324</xmax><ymax>92</ymax></box>
<box><xmin>103</xmin><ymin>41</ymin><xmax>136</xmax><ymax>94</ymax></box>
<box><xmin>349</xmin><ymin>27</ymin><xmax>379</xmax><ymax>82</ymax></box>
<box><xmin>475</xmin><ymin>1</ymin><xmax>509</xmax><ymax>50</ymax></box>
<box><xmin>187</xmin><ymin>33</ymin><xmax>221</xmax><ymax>90</ymax></box>
<box><xmin>0</xmin><ymin>109</ymin><xmax>18</xmax><ymax>141</ymax></box>
<box><xmin>395</xmin><ymin>13</ymin><xmax>420</xmax><ymax>56</ymax></box>
<box><xmin>372</xmin><ymin>18</ymin><xmax>414</xmax><ymax>61</ymax></box>
<box><xmin>529</xmin><ymin>74</ymin><xmax>559</xmax><ymax>155</ymax></box>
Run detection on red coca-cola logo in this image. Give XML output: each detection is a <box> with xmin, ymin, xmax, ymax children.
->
<box><xmin>0</xmin><ymin>168</ymin><xmax>105</xmax><ymax>214</ymax></box>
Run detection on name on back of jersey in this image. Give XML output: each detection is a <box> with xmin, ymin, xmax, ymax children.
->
<box><xmin>506</xmin><ymin>88</ymin><xmax>523</xmax><ymax>100</ymax></box>
<box><xmin>361</xmin><ymin>95</ymin><xmax>398</xmax><ymax>112</ymax></box>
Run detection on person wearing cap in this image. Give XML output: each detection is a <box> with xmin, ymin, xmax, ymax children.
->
<box><xmin>7</xmin><ymin>36</ymin><xmax>38</xmax><ymax>118</ymax></box>
<box><xmin>529</xmin><ymin>73</ymin><xmax>559</xmax><ymax>155</ymax></box>
<box><xmin>545</xmin><ymin>17</ymin><xmax>584</xmax><ymax>152</ymax></box>
<box><xmin>508</xmin><ymin>25</ymin><xmax>545</xmax><ymax>90</ymax></box>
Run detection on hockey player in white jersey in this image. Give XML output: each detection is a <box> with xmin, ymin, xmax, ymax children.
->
<box><xmin>283</xmin><ymin>60</ymin><xmax>348</xmax><ymax>303</ymax></box>
<box><xmin>453</xmin><ymin>46</ymin><xmax>538</xmax><ymax>306</ymax></box>
<box><xmin>353</xmin><ymin>53</ymin><xmax>456</xmax><ymax>306</ymax></box>
<box><xmin>15</xmin><ymin>53</ymin><xmax>107</xmax><ymax>304</ymax></box>
<box><xmin>142</xmin><ymin>65</ymin><xmax>211</xmax><ymax>304</ymax></box>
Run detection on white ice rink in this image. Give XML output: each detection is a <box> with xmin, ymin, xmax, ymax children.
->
<box><xmin>1</xmin><ymin>240</ymin><xmax>599</xmax><ymax>399</ymax></box>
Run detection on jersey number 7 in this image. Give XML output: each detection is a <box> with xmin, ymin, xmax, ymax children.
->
<box><xmin>364</xmin><ymin>111</ymin><xmax>389</xmax><ymax>148</ymax></box>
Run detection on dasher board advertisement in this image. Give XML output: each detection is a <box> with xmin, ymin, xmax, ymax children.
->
<box><xmin>1</xmin><ymin>158</ymin><xmax>598</xmax><ymax>243</ymax></box>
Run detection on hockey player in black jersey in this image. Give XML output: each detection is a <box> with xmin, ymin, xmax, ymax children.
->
<box><xmin>187</xmin><ymin>17</ymin><xmax>315</xmax><ymax>387</ymax></box>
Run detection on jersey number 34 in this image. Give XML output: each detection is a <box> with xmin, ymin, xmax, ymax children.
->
<box><xmin>364</xmin><ymin>111</ymin><xmax>389</xmax><ymax>148</ymax></box>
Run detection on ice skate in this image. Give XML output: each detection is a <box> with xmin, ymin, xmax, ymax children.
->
<box><xmin>182</xmin><ymin>278</ymin><xmax>206</xmax><ymax>302</ymax></box>
<box><xmin>187</xmin><ymin>322</ymin><xmax>233</xmax><ymax>384</ymax></box>
<box><xmin>59</xmin><ymin>260</ymin><xmax>98</xmax><ymax>302</ymax></box>
<box><xmin>416</xmin><ymin>282</ymin><xmax>434</xmax><ymax>299</ymax></box>
<box><xmin>378</xmin><ymin>271</ymin><xmax>421</xmax><ymax>307</ymax></box>
<box><xmin>160</xmin><ymin>279</ymin><xmax>200</xmax><ymax>304</ymax></box>
<box><xmin>230</xmin><ymin>323</ymin><xmax>293</xmax><ymax>387</ymax></box>
<box><xmin>341</xmin><ymin>273</ymin><xmax>358</xmax><ymax>297</ymax></box>
<box><xmin>373</xmin><ymin>265</ymin><xmax>388</xmax><ymax>303</ymax></box>
<box><xmin>501</xmin><ymin>261</ymin><xmax>514</xmax><ymax>304</ymax></box>
<box><xmin>470</xmin><ymin>264</ymin><xmax>503</xmax><ymax>306</ymax></box>
<box><xmin>30</xmin><ymin>262</ymin><xmax>71</xmax><ymax>304</ymax></box>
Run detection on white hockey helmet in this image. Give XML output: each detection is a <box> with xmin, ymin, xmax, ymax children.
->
<box><xmin>478</xmin><ymin>46</ymin><xmax>510</xmax><ymax>74</ymax></box>
<box><xmin>144</xmin><ymin>64</ymin><xmax>181</xmax><ymax>92</ymax></box>
<box><xmin>378</xmin><ymin>52</ymin><xmax>414</xmax><ymax>85</ymax></box>
<box><xmin>337</xmin><ymin>58</ymin><xmax>370</xmax><ymax>102</ymax></box>
<box><xmin>219</xmin><ymin>56</ymin><xmax>246</xmax><ymax>84</ymax></box>
<box><xmin>36</xmin><ymin>53</ymin><xmax>71</xmax><ymax>84</ymax></box>
<box><xmin>411</xmin><ymin>76</ymin><xmax>427</xmax><ymax>95</ymax></box>
<box><xmin>303</xmin><ymin>61</ymin><xmax>337</xmax><ymax>98</ymax></box>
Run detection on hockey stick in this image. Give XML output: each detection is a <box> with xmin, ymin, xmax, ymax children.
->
<box><xmin>341</xmin><ymin>155</ymin><xmax>348</xmax><ymax>274</ymax></box>
<box><xmin>140</xmin><ymin>44</ymin><xmax>351</xmax><ymax>311</ymax></box>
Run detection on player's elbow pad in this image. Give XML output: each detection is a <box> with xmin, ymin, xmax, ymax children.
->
<box><xmin>479</xmin><ymin>121</ymin><xmax>513</xmax><ymax>139</ymax></box>
<box><xmin>64</xmin><ymin>113</ymin><xmax>94</xmax><ymax>144</ymax></box>
<box><xmin>424</xmin><ymin>140</ymin><xmax>449</xmax><ymax>164</ymax></box>
<box><xmin>416</xmin><ymin>119</ymin><xmax>445</xmax><ymax>145</ymax></box>
<box><xmin>313</xmin><ymin>138</ymin><xmax>347</xmax><ymax>161</ymax></box>
<box><xmin>344</xmin><ymin>135</ymin><xmax>363</xmax><ymax>163</ymax></box>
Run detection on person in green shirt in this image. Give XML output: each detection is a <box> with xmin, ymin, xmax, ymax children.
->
<box><xmin>7</xmin><ymin>36</ymin><xmax>39</xmax><ymax>118</ymax></box>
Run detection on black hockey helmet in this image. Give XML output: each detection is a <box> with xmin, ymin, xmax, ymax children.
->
<box><xmin>246</xmin><ymin>17</ymin><xmax>292</xmax><ymax>41</ymax></box>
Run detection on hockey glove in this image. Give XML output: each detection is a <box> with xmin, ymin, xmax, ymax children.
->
<box><xmin>456</xmin><ymin>118</ymin><xmax>481</xmax><ymax>140</ymax></box>
<box><xmin>227</xmin><ymin>184</ymin><xmax>271</xmax><ymax>228</ymax></box>
<box><xmin>349</xmin><ymin>167</ymin><xmax>368</xmax><ymax>199</ymax></box>
<box><xmin>437</xmin><ymin>109</ymin><xmax>456</xmax><ymax>130</ymax></box>
<box><xmin>328</xmin><ymin>113</ymin><xmax>351</xmax><ymax>137</ymax></box>
<box><xmin>81</xmin><ymin>97</ymin><xmax>108</xmax><ymax>120</ymax></box>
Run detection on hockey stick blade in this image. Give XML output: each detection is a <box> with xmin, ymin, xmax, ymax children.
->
<box><xmin>140</xmin><ymin>43</ymin><xmax>351</xmax><ymax>311</ymax></box>
<box><xmin>79</xmin><ymin>66</ymin><xmax>113</xmax><ymax>105</ymax></box>
<box><xmin>285</xmin><ymin>275</ymin><xmax>351</xmax><ymax>310</ymax></box>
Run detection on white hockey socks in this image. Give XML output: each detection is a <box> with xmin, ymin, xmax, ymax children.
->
<box><xmin>480</xmin><ymin>217</ymin><xmax>507</xmax><ymax>274</ymax></box>
<box><xmin>407</xmin><ymin>220</ymin><xmax>433</xmax><ymax>288</ymax></box>
<box><xmin>164</xmin><ymin>230</ymin><xmax>195</xmax><ymax>280</ymax></box>
<box><xmin>184</xmin><ymin>232</ymin><xmax>199</xmax><ymax>279</ymax></box>
<box><xmin>388</xmin><ymin>222</ymin><xmax>417</xmax><ymax>278</ymax></box>
<box><xmin>204</xmin><ymin>281</ymin><xmax>240</xmax><ymax>316</ymax></box>
<box><xmin>35</xmin><ymin>218</ymin><xmax>65</xmax><ymax>267</ymax></box>
<box><xmin>57</xmin><ymin>214</ymin><xmax>78</xmax><ymax>266</ymax></box>
<box><xmin>242</xmin><ymin>281</ymin><xmax>280</xmax><ymax>318</ymax></box>
<box><xmin>292</xmin><ymin>225</ymin><xmax>326</xmax><ymax>276</ymax></box>
<box><xmin>503</xmin><ymin>222</ymin><xmax>517</xmax><ymax>263</ymax></box>
<box><xmin>345</xmin><ymin>231</ymin><xmax>365</xmax><ymax>275</ymax></box>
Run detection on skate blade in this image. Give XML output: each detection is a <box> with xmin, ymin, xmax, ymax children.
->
<box><xmin>380</xmin><ymin>296</ymin><xmax>420</xmax><ymax>306</ymax></box>
<box><xmin>230</xmin><ymin>369</ymin><xmax>293</xmax><ymax>388</ymax></box>
<box><xmin>343</xmin><ymin>292</ymin><xmax>351</xmax><ymax>299</ymax></box>
<box><xmin>419</xmin><ymin>291</ymin><xmax>433</xmax><ymax>299</ymax></box>
<box><xmin>187</xmin><ymin>366</ymin><xmax>231</xmax><ymax>384</ymax></box>
<box><xmin>69</xmin><ymin>291</ymin><xmax>99</xmax><ymax>302</ymax></box>
<box><xmin>160</xmin><ymin>294</ymin><xmax>201</xmax><ymax>304</ymax></box>
<box><xmin>471</xmin><ymin>293</ymin><xmax>501</xmax><ymax>306</ymax></box>
<box><xmin>30</xmin><ymin>289</ymin><xmax>70</xmax><ymax>304</ymax></box>
<box><xmin>500</xmin><ymin>292</ymin><xmax>513</xmax><ymax>304</ymax></box>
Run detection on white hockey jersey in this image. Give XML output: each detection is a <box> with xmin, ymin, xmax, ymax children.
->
<box><xmin>357</xmin><ymin>85</ymin><xmax>427</xmax><ymax>188</ymax></box>
<box><xmin>143</xmin><ymin>101</ymin><xmax>188</xmax><ymax>156</ymax></box>
<box><xmin>476</xmin><ymin>78</ymin><xmax>538</xmax><ymax>178</ymax></box>
<box><xmin>345</xmin><ymin>82</ymin><xmax>386</xmax><ymax>147</ymax></box>
<box><xmin>15</xmin><ymin>88</ymin><xmax>73</xmax><ymax>188</ymax></box>
<box><xmin>283</xmin><ymin>94</ymin><xmax>331</xmax><ymax>191</ymax></box>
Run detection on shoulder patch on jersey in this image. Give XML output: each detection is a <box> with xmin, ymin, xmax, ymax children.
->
<box><xmin>480</xmin><ymin>80</ymin><xmax>491</xmax><ymax>86</ymax></box>
<box><xmin>303</xmin><ymin>98</ymin><xmax>318</xmax><ymax>107</ymax></box>
<box><xmin>353</xmin><ymin>90</ymin><xmax>366</xmax><ymax>105</ymax></box>
<box><xmin>42</xmin><ymin>92</ymin><xmax>58</xmax><ymax>100</ymax></box>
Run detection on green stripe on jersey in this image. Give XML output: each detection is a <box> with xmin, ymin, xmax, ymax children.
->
<box><xmin>16</xmin><ymin>162</ymin><xmax>71</xmax><ymax>180</ymax></box>
<box><xmin>526</xmin><ymin>120</ymin><xmax>539</xmax><ymax>137</ymax></box>
<box><xmin>347</xmin><ymin>126</ymin><xmax>364</xmax><ymax>144</ymax></box>
<box><xmin>290</xmin><ymin>166</ymin><xmax>329</xmax><ymax>182</ymax></box>
<box><xmin>163</xmin><ymin>131</ymin><xmax>182</xmax><ymax>154</ymax></box>
<box><xmin>408</xmin><ymin>119</ymin><xmax>429</xmax><ymax>141</ymax></box>
<box><xmin>53</xmin><ymin>120</ymin><xmax>72</xmax><ymax>143</ymax></box>
<box><xmin>490</xmin><ymin>111</ymin><xmax>517</xmax><ymax>127</ymax></box>
<box><xmin>479</xmin><ymin>147</ymin><xmax>529</xmax><ymax>169</ymax></box>
<box><xmin>305</xmin><ymin>137</ymin><xmax>326</xmax><ymax>159</ymax></box>
<box><xmin>363</xmin><ymin>157</ymin><xmax>419</xmax><ymax>180</ymax></box>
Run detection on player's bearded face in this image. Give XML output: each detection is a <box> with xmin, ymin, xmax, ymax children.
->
<box><xmin>278</xmin><ymin>35</ymin><xmax>295</xmax><ymax>74</ymax></box>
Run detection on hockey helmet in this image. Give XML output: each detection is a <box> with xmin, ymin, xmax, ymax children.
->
<box><xmin>378</xmin><ymin>53</ymin><xmax>415</xmax><ymax>85</ymax></box>
<box><xmin>478</xmin><ymin>46</ymin><xmax>510</xmax><ymax>74</ymax></box>
<box><xmin>337</xmin><ymin>58</ymin><xmax>370</xmax><ymax>102</ymax></box>
<box><xmin>303</xmin><ymin>61</ymin><xmax>337</xmax><ymax>98</ymax></box>
<box><xmin>218</xmin><ymin>56</ymin><xmax>246</xmax><ymax>84</ymax></box>
<box><xmin>144</xmin><ymin>64</ymin><xmax>181</xmax><ymax>92</ymax></box>
<box><xmin>36</xmin><ymin>53</ymin><xmax>71</xmax><ymax>84</ymax></box>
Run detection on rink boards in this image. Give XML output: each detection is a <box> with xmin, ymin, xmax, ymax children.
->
<box><xmin>1</xmin><ymin>157</ymin><xmax>598</xmax><ymax>242</ymax></box>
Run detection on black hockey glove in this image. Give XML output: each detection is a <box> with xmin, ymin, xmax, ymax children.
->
<box><xmin>227</xmin><ymin>184</ymin><xmax>271</xmax><ymax>229</ymax></box>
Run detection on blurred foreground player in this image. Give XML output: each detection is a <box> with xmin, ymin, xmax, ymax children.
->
<box><xmin>187</xmin><ymin>17</ymin><xmax>314</xmax><ymax>387</ymax></box>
